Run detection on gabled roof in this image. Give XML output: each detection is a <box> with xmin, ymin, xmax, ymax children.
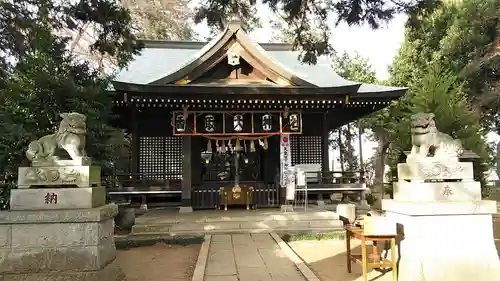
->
<box><xmin>113</xmin><ymin>16</ymin><xmax>406</xmax><ymax>96</ymax></box>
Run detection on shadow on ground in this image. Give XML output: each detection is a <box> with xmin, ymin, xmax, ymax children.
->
<box><xmin>289</xmin><ymin>217</ymin><xmax>500</xmax><ymax>281</ymax></box>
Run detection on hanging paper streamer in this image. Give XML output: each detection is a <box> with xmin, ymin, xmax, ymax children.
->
<box><xmin>215</xmin><ymin>140</ymin><xmax>220</xmax><ymax>153</ymax></box>
<box><xmin>207</xmin><ymin>139</ymin><xmax>212</xmax><ymax>153</ymax></box>
<box><xmin>250</xmin><ymin>140</ymin><xmax>256</xmax><ymax>152</ymax></box>
<box><xmin>235</xmin><ymin>139</ymin><xmax>242</xmax><ymax>152</ymax></box>
<box><xmin>258</xmin><ymin>139</ymin><xmax>264</xmax><ymax>147</ymax></box>
<box><xmin>263</xmin><ymin>138</ymin><xmax>268</xmax><ymax>150</ymax></box>
<box><xmin>228</xmin><ymin>140</ymin><xmax>233</xmax><ymax>152</ymax></box>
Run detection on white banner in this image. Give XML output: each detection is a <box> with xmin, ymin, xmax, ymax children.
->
<box><xmin>285</xmin><ymin>169</ymin><xmax>295</xmax><ymax>200</ymax></box>
<box><xmin>280</xmin><ymin>134</ymin><xmax>292</xmax><ymax>186</ymax></box>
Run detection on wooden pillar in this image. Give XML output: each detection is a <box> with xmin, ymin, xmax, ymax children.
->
<box><xmin>130</xmin><ymin>105</ymin><xmax>139</xmax><ymax>185</ymax></box>
<box><xmin>338</xmin><ymin>128</ymin><xmax>345</xmax><ymax>172</ymax></box>
<box><xmin>181</xmin><ymin>136</ymin><xmax>192</xmax><ymax>207</ymax></box>
<box><xmin>358</xmin><ymin>123</ymin><xmax>365</xmax><ymax>183</ymax></box>
<box><xmin>322</xmin><ymin>113</ymin><xmax>330</xmax><ymax>171</ymax></box>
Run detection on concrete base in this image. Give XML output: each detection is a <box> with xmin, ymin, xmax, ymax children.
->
<box><xmin>393</xmin><ymin>181</ymin><xmax>481</xmax><ymax>201</ymax></box>
<box><xmin>10</xmin><ymin>187</ymin><xmax>106</xmax><ymax>210</ymax></box>
<box><xmin>383</xmin><ymin>199</ymin><xmax>500</xmax><ymax>281</ymax></box>
<box><xmin>0</xmin><ymin>204</ymin><xmax>124</xmax><ymax>281</ymax></box>
<box><xmin>179</xmin><ymin>206</ymin><xmax>193</xmax><ymax>213</ymax></box>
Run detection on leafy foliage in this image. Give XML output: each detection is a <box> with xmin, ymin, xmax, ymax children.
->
<box><xmin>194</xmin><ymin>0</ymin><xmax>441</xmax><ymax>64</ymax></box>
<box><xmin>0</xmin><ymin>0</ymin><xmax>141</xmax><ymax>208</ymax></box>
<box><xmin>389</xmin><ymin>0</ymin><xmax>500</xmax><ymax>130</ymax></box>
<box><xmin>122</xmin><ymin>0</ymin><xmax>196</xmax><ymax>40</ymax></box>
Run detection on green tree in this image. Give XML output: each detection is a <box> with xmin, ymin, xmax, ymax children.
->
<box><xmin>122</xmin><ymin>0</ymin><xmax>196</xmax><ymax>40</ymax></box>
<box><xmin>0</xmin><ymin>0</ymin><xmax>141</xmax><ymax>208</ymax></box>
<box><xmin>330</xmin><ymin>52</ymin><xmax>378</xmax><ymax>172</ymax></box>
<box><xmin>390</xmin><ymin>0</ymin><xmax>500</xmax><ymax>130</ymax></box>
<box><xmin>195</xmin><ymin>0</ymin><xmax>441</xmax><ymax>64</ymax></box>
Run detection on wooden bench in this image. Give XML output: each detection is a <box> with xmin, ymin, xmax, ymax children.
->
<box><xmin>292</xmin><ymin>165</ymin><xmax>368</xmax><ymax>205</ymax></box>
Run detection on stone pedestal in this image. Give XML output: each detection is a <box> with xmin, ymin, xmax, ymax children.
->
<box><xmin>383</xmin><ymin>200</ymin><xmax>500</xmax><ymax>281</ymax></box>
<box><xmin>10</xmin><ymin>187</ymin><xmax>106</xmax><ymax>210</ymax></box>
<box><xmin>0</xmin><ymin>204</ymin><xmax>124</xmax><ymax>281</ymax></box>
<box><xmin>384</xmin><ymin>158</ymin><xmax>500</xmax><ymax>281</ymax></box>
<box><xmin>18</xmin><ymin>165</ymin><xmax>101</xmax><ymax>188</ymax></box>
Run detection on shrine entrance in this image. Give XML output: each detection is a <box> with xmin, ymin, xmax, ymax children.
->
<box><xmin>175</xmin><ymin>109</ymin><xmax>299</xmax><ymax>210</ymax></box>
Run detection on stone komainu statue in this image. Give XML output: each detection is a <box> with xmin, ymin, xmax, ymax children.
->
<box><xmin>26</xmin><ymin>112</ymin><xmax>88</xmax><ymax>163</ymax></box>
<box><xmin>409</xmin><ymin>112</ymin><xmax>464</xmax><ymax>160</ymax></box>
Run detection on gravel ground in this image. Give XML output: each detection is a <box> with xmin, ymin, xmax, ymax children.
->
<box><xmin>116</xmin><ymin>243</ymin><xmax>200</xmax><ymax>281</ymax></box>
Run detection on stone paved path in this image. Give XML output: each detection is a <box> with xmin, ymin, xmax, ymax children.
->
<box><xmin>204</xmin><ymin>234</ymin><xmax>307</xmax><ymax>281</ymax></box>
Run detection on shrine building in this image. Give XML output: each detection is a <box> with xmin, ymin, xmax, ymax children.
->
<box><xmin>109</xmin><ymin>17</ymin><xmax>406</xmax><ymax>210</ymax></box>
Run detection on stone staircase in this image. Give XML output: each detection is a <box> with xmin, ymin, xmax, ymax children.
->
<box><xmin>130</xmin><ymin>210</ymin><xmax>344</xmax><ymax>236</ymax></box>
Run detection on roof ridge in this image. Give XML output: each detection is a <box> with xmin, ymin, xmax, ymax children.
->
<box><xmin>141</xmin><ymin>39</ymin><xmax>295</xmax><ymax>51</ymax></box>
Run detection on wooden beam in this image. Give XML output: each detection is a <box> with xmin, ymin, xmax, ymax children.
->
<box><xmin>131</xmin><ymin>105</ymin><xmax>139</xmax><ymax>185</ymax></box>
<box><xmin>182</xmin><ymin>136</ymin><xmax>192</xmax><ymax>206</ymax></box>
<box><xmin>322</xmin><ymin>113</ymin><xmax>330</xmax><ymax>171</ymax></box>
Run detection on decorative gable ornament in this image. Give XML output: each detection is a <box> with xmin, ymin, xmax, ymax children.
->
<box><xmin>262</xmin><ymin>114</ymin><xmax>272</xmax><ymax>131</ymax></box>
<box><xmin>204</xmin><ymin>114</ymin><xmax>215</xmax><ymax>132</ymax></box>
<box><xmin>233</xmin><ymin>114</ymin><xmax>243</xmax><ymax>132</ymax></box>
<box><xmin>289</xmin><ymin>114</ymin><xmax>299</xmax><ymax>131</ymax></box>
<box><xmin>228</xmin><ymin>52</ymin><xmax>240</xmax><ymax>66</ymax></box>
<box><xmin>175</xmin><ymin>114</ymin><xmax>186</xmax><ymax>132</ymax></box>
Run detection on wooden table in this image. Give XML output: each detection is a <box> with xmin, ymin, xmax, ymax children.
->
<box><xmin>345</xmin><ymin>226</ymin><xmax>397</xmax><ymax>281</ymax></box>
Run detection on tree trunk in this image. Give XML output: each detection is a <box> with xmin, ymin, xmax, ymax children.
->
<box><xmin>372</xmin><ymin>131</ymin><xmax>389</xmax><ymax>209</ymax></box>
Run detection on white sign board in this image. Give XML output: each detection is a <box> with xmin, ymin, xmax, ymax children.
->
<box><xmin>280</xmin><ymin>134</ymin><xmax>292</xmax><ymax>186</ymax></box>
<box><xmin>296</xmin><ymin>169</ymin><xmax>306</xmax><ymax>187</ymax></box>
<box><xmin>285</xmin><ymin>168</ymin><xmax>296</xmax><ymax>200</ymax></box>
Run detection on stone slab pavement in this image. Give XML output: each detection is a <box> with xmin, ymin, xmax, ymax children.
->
<box><xmin>204</xmin><ymin>233</ymin><xmax>307</xmax><ymax>281</ymax></box>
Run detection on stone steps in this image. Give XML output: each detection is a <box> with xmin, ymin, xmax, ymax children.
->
<box><xmin>131</xmin><ymin>210</ymin><xmax>344</xmax><ymax>236</ymax></box>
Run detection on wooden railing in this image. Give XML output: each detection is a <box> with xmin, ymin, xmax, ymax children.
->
<box><xmin>302</xmin><ymin>170</ymin><xmax>365</xmax><ymax>185</ymax></box>
<box><xmin>106</xmin><ymin>172</ymin><xmax>182</xmax><ymax>192</ymax></box>
<box><xmin>191</xmin><ymin>181</ymin><xmax>279</xmax><ymax>209</ymax></box>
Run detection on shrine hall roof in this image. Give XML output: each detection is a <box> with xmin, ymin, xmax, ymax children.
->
<box><xmin>113</xmin><ymin>18</ymin><xmax>406</xmax><ymax>97</ymax></box>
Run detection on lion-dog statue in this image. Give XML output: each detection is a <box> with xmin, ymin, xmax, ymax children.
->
<box><xmin>408</xmin><ymin>112</ymin><xmax>463</xmax><ymax>161</ymax></box>
<box><xmin>26</xmin><ymin>112</ymin><xmax>87</xmax><ymax>163</ymax></box>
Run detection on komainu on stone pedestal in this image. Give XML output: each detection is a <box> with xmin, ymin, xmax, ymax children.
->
<box><xmin>407</xmin><ymin>112</ymin><xmax>463</xmax><ymax>163</ymax></box>
<box><xmin>382</xmin><ymin>112</ymin><xmax>500</xmax><ymax>281</ymax></box>
<box><xmin>26</xmin><ymin>112</ymin><xmax>88</xmax><ymax>165</ymax></box>
<box><xmin>17</xmin><ymin>112</ymin><xmax>100</xmax><ymax>189</ymax></box>
<box><xmin>2</xmin><ymin>112</ymin><xmax>124</xmax><ymax>281</ymax></box>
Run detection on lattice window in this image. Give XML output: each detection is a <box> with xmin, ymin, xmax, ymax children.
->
<box><xmin>164</xmin><ymin>137</ymin><xmax>183</xmax><ymax>179</ymax></box>
<box><xmin>289</xmin><ymin>135</ymin><xmax>322</xmax><ymax>167</ymax></box>
<box><xmin>139</xmin><ymin>136</ymin><xmax>183</xmax><ymax>180</ymax></box>
<box><xmin>290</xmin><ymin>135</ymin><xmax>300</xmax><ymax>166</ymax></box>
